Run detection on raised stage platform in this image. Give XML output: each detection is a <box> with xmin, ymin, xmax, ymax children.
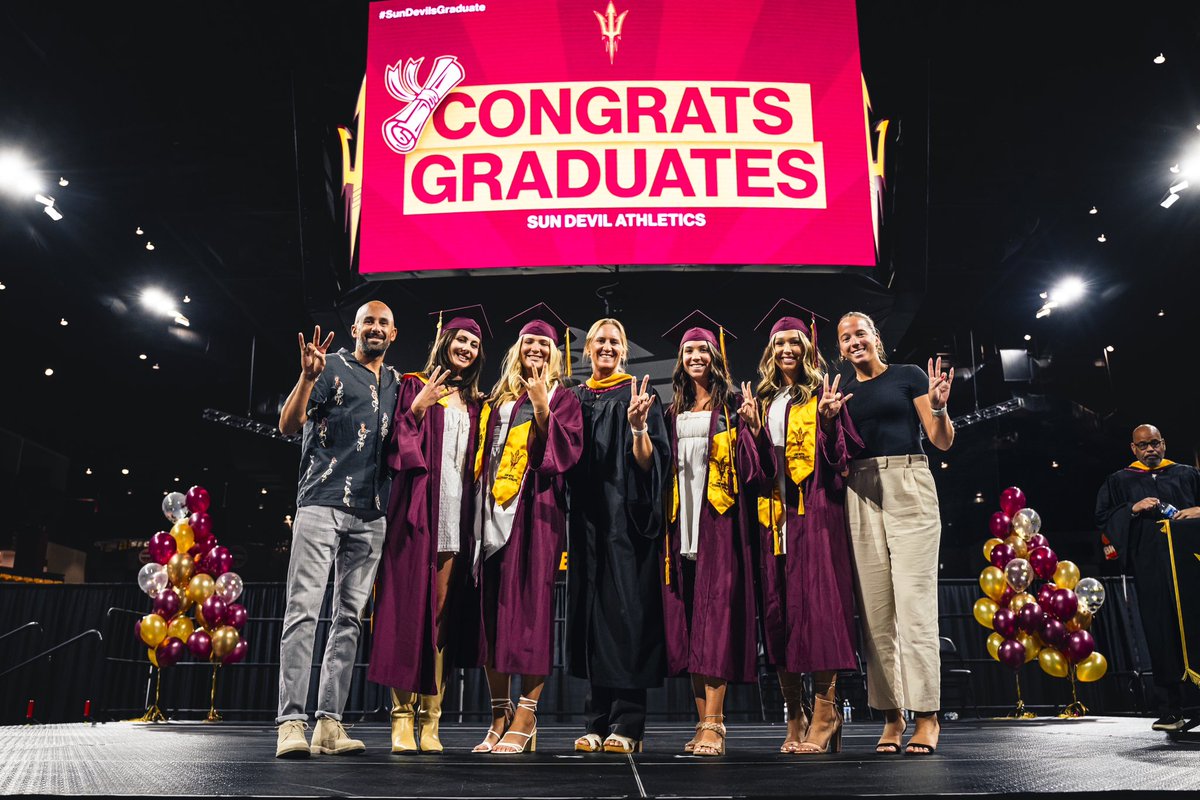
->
<box><xmin>2</xmin><ymin>718</ymin><xmax>1197</xmax><ymax>797</ymax></box>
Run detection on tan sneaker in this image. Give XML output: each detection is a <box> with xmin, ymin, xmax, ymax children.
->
<box><xmin>310</xmin><ymin>717</ymin><xmax>366</xmax><ymax>755</ymax></box>
<box><xmin>275</xmin><ymin>720</ymin><xmax>311</xmax><ymax>759</ymax></box>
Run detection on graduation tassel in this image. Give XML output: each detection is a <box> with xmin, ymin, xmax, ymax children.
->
<box><xmin>565</xmin><ymin>326</ymin><xmax>572</xmax><ymax>378</ymax></box>
<box><xmin>810</xmin><ymin>315</ymin><xmax>819</xmax><ymax>371</ymax></box>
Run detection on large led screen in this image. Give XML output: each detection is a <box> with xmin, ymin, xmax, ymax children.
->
<box><xmin>358</xmin><ymin>0</ymin><xmax>874</xmax><ymax>275</ymax></box>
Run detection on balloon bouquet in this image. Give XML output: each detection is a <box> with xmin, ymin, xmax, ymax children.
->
<box><xmin>972</xmin><ymin>486</ymin><xmax>1109</xmax><ymax>718</ymax></box>
<box><xmin>133</xmin><ymin>485</ymin><xmax>248</xmax><ymax>721</ymax></box>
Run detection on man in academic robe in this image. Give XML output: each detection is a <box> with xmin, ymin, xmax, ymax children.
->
<box><xmin>1095</xmin><ymin>424</ymin><xmax>1200</xmax><ymax>732</ymax></box>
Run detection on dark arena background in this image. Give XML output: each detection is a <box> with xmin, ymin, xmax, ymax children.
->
<box><xmin>1</xmin><ymin>1</ymin><xmax>1199</xmax><ymax>797</ymax></box>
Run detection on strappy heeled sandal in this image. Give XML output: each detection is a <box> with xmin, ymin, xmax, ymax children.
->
<box><xmin>778</xmin><ymin>677</ymin><xmax>810</xmax><ymax>753</ymax></box>
<box><xmin>875</xmin><ymin>716</ymin><xmax>907</xmax><ymax>754</ymax></box>
<box><xmin>473</xmin><ymin>698</ymin><xmax>514</xmax><ymax>753</ymax></box>
<box><xmin>493</xmin><ymin>696</ymin><xmax>538</xmax><ymax>754</ymax></box>
<box><xmin>692</xmin><ymin>715</ymin><xmax>726</xmax><ymax>757</ymax></box>
<box><xmin>795</xmin><ymin>694</ymin><xmax>843</xmax><ymax>754</ymax></box>
<box><xmin>602</xmin><ymin>733</ymin><xmax>643</xmax><ymax>753</ymax></box>
<box><xmin>683</xmin><ymin>722</ymin><xmax>702</xmax><ymax>754</ymax></box>
<box><xmin>904</xmin><ymin>714</ymin><xmax>940</xmax><ymax>755</ymax></box>
<box><xmin>574</xmin><ymin>733</ymin><xmax>603</xmax><ymax>752</ymax></box>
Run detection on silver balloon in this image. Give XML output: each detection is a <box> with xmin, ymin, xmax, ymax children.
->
<box><xmin>215</xmin><ymin>571</ymin><xmax>244</xmax><ymax>603</ymax></box>
<box><xmin>137</xmin><ymin>562</ymin><xmax>169</xmax><ymax>597</ymax></box>
<box><xmin>1011</xmin><ymin>507</ymin><xmax>1042</xmax><ymax>541</ymax></box>
<box><xmin>1075</xmin><ymin>577</ymin><xmax>1106</xmax><ymax>613</ymax></box>
<box><xmin>162</xmin><ymin>491</ymin><xmax>189</xmax><ymax>523</ymax></box>
<box><xmin>1004</xmin><ymin>557</ymin><xmax>1033</xmax><ymax>593</ymax></box>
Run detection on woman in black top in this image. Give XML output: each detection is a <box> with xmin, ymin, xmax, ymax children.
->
<box><xmin>837</xmin><ymin>311</ymin><xmax>953</xmax><ymax>755</ymax></box>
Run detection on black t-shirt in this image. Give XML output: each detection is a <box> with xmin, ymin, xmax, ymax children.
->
<box><xmin>840</xmin><ymin>363</ymin><xmax>927</xmax><ymax>459</ymax></box>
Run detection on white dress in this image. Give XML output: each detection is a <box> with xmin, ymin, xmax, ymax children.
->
<box><xmin>437</xmin><ymin>405</ymin><xmax>470</xmax><ymax>553</ymax></box>
<box><xmin>477</xmin><ymin>400</ymin><xmax>519</xmax><ymax>562</ymax></box>
<box><xmin>675</xmin><ymin>411</ymin><xmax>710</xmax><ymax>560</ymax></box>
<box><xmin>766</xmin><ymin>391</ymin><xmax>791</xmax><ymax>554</ymax></box>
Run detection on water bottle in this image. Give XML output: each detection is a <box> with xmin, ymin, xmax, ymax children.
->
<box><xmin>1159</xmin><ymin>502</ymin><xmax>1179</xmax><ymax>519</ymax></box>
<box><xmin>842</xmin><ymin>699</ymin><xmax>852</xmax><ymax>723</ymax></box>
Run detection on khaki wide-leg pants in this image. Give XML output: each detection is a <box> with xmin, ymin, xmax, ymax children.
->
<box><xmin>846</xmin><ymin>454</ymin><xmax>942</xmax><ymax>713</ymax></box>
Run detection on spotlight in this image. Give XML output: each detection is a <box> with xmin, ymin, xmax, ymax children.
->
<box><xmin>0</xmin><ymin>152</ymin><xmax>42</xmax><ymax>196</ymax></box>
<box><xmin>121</xmin><ymin>468</ymin><xmax>130</xmax><ymax>475</ymax></box>
<box><xmin>138</xmin><ymin>353</ymin><xmax>147</xmax><ymax>360</ymax></box>
<box><xmin>43</xmin><ymin>368</ymin><xmax>54</xmax><ymax>376</ymax></box>
<box><xmin>1153</xmin><ymin>53</ymin><xmax>1166</xmax><ymax>64</ymax></box>
<box><xmin>140</xmin><ymin>287</ymin><xmax>178</xmax><ymax>316</ymax></box>
<box><xmin>1024</xmin><ymin>334</ymin><xmax>1032</xmax><ymax>341</ymax></box>
<box><xmin>1050</xmin><ymin>277</ymin><xmax>1086</xmax><ymax>305</ymax></box>
<box><xmin>44</xmin><ymin>207</ymin><xmax>63</xmax><ymax>221</ymax></box>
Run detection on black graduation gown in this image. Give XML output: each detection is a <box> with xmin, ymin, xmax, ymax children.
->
<box><xmin>1095</xmin><ymin>462</ymin><xmax>1200</xmax><ymax>690</ymax></box>
<box><xmin>566</xmin><ymin>378</ymin><xmax>672</xmax><ymax>689</ymax></box>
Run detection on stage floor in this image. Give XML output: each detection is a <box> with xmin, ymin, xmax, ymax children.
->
<box><xmin>2</xmin><ymin>718</ymin><xmax>1197</xmax><ymax>797</ymax></box>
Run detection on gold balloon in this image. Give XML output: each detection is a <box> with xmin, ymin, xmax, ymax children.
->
<box><xmin>166</xmin><ymin>553</ymin><xmax>195</xmax><ymax>587</ymax></box>
<box><xmin>1017</xmin><ymin>631</ymin><xmax>1040</xmax><ymax>662</ymax></box>
<box><xmin>195</xmin><ymin>603</ymin><xmax>208</xmax><ymax>630</ymax></box>
<box><xmin>1053</xmin><ymin>560</ymin><xmax>1081</xmax><ymax>591</ymax></box>
<box><xmin>1010</xmin><ymin>592</ymin><xmax>1035</xmax><ymax>613</ymax></box>
<box><xmin>973</xmin><ymin>597</ymin><xmax>999</xmax><ymax>629</ymax></box>
<box><xmin>1076</xmin><ymin>651</ymin><xmax>1108</xmax><ymax>682</ymax></box>
<box><xmin>186</xmin><ymin>573</ymin><xmax>216</xmax><ymax>604</ymax></box>
<box><xmin>178</xmin><ymin>590</ymin><xmax>194</xmax><ymax>613</ymax></box>
<box><xmin>983</xmin><ymin>537</ymin><xmax>1003</xmax><ymax>562</ymax></box>
<box><xmin>211</xmin><ymin>625</ymin><xmax>240</xmax><ymax>659</ymax></box>
<box><xmin>140</xmin><ymin>613</ymin><xmax>167</xmax><ymax>648</ymax></box>
<box><xmin>147</xmin><ymin>647</ymin><xmax>159</xmax><ymax>668</ymax></box>
<box><xmin>1066</xmin><ymin>608</ymin><xmax>1093</xmax><ymax>633</ymax></box>
<box><xmin>166</xmin><ymin>615</ymin><xmax>194</xmax><ymax>642</ymax></box>
<box><xmin>1004</xmin><ymin>535</ymin><xmax>1029</xmax><ymax>560</ymax></box>
<box><xmin>1038</xmin><ymin>647</ymin><xmax>1069</xmax><ymax>678</ymax></box>
<box><xmin>170</xmin><ymin>520</ymin><xmax>195</xmax><ymax>554</ymax></box>
<box><xmin>980</xmin><ymin>567</ymin><xmax>1007</xmax><ymax>603</ymax></box>
<box><xmin>986</xmin><ymin>632</ymin><xmax>1004</xmax><ymax>661</ymax></box>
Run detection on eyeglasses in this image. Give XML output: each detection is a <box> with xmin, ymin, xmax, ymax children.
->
<box><xmin>1132</xmin><ymin>439</ymin><xmax>1164</xmax><ymax>450</ymax></box>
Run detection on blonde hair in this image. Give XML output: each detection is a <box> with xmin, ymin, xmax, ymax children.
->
<box><xmin>837</xmin><ymin>311</ymin><xmax>887</xmax><ymax>365</ymax></box>
<box><xmin>755</xmin><ymin>328</ymin><xmax>826</xmax><ymax>408</ymax></box>
<box><xmin>489</xmin><ymin>334</ymin><xmax>564</xmax><ymax>405</ymax></box>
<box><xmin>582</xmin><ymin>318</ymin><xmax>628</xmax><ymax>372</ymax></box>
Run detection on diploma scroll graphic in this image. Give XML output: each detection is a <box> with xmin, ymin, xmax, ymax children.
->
<box><xmin>382</xmin><ymin>56</ymin><xmax>465</xmax><ymax>155</ymax></box>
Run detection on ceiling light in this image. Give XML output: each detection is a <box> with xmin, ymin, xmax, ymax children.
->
<box><xmin>0</xmin><ymin>281</ymin><xmax>6</xmax><ymax>290</ymax></box>
<box><xmin>182</xmin><ymin>295</ymin><xmax>191</xmax><ymax>303</ymax></box>
<box><xmin>1051</xmin><ymin>461</ymin><xmax>1060</xmax><ymax>469</ymax></box>
<box><xmin>1170</xmin><ymin>164</ymin><xmax>1181</xmax><ymax>174</ymax></box>
<box><xmin>44</xmin><ymin>206</ymin><xmax>63</xmax><ymax>221</ymax></box>
<box><xmin>1153</xmin><ymin>53</ymin><xmax>1166</xmax><ymax>64</ymax></box>
<box><xmin>1088</xmin><ymin>206</ymin><xmax>1097</xmax><ymax>214</ymax></box>
<box><xmin>1162</xmin><ymin>193</ymin><xmax>1181</xmax><ymax>208</ymax></box>
<box><xmin>1050</xmin><ymin>277</ymin><xmax>1086</xmax><ymax>305</ymax></box>
<box><xmin>0</xmin><ymin>152</ymin><xmax>42</xmax><ymax>196</ymax></box>
<box><xmin>140</xmin><ymin>287</ymin><xmax>179</xmax><ymax>317</ymax></box>
<box><xmin>1096</xmin><ymin>233</ymin><xmax>1107</xmax><ymax>242</ymax></box>
<box><xmin>145</xmin><ymin>241</ymin><xmax>155</xmax><ymax>251</ymax></box>
<box><xmin>1106</xmin><ymin>345</ymin><xmax>1115</xmax><ymax>352</ymax></box>
<box><xmin>138</xmin><ymin>353</ymin><xmax>147</xmax><ymax>360</ymax></box>
<box><xmin>152</xmin><ymin>363</ymin><xmax>160</xmax><ymax>370</ymax></box>
<box><xmin>261</xmin><ymin>488</ymin><xmax>268</xmax><ymax>495</ymax></box>
<box><xmin>59</xmin><ymin>318</ymin><xmax>68</xmax><ymax>326</ymax></box>
<box><xmin>174</xmin><ymin>477</ymin><xmax>180</xmax><ymax>482</ymax></box>
<box><xmin>1023</xmin><ymin>334</ymin><xmax>1032</xmax><ymax>341</ymax></box>
<box><xmin>135</xmin><ymin>226</ymin><xmax>144</xmax><ymax>235</ymax></box>
<box><xmin>173</xmin><ymin>313</ymin><xmax>190</xmax><ymax>327</ymax></box>
<box><xmin>1038</xmin><ymin>292</ymin><xmax>1048</xmax><ymax>299</ymax></box>
<box><xmin>940</xmin><ymin>461</ymin><xmax>948</xmax><ymax>469</ymax></box>
<box><xmin>121</xmin><ymin>468</ymin><xmax>130</xmax><ymax>475</ymax></box>
<box><xmin>1158</xmin><ymin>309</ymin><xmax>1166</xmax><ymax>317</ymax></box>
<box><xmin>1169</xmin><ymin>179</ymin><xmax>1189</xmax><ymax>194</ymax></box>
<box><xmin>58</xmin><ymin>178</ymin><xmax>68</xmax><ymax>187</ymax></box>
<box><xmin>34</xmin><ymin>194</ymin><xmax>54</xmax><ymax>207</ymax></box>
<box><xmin>43</xmin><ymin>368</ymin><xmax>53</xmax><ymax>377</ymax></box>
<box><xmin>84</xmin><ymin>468</ymin><xmax>92</xmax><ymax>475</ymax></box>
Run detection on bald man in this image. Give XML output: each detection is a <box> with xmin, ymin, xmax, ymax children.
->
<box><xmin>1096</xmin><ymin>425</ymin><xmax>1200</xmax><ymax>732</ymax></box>
<box><xmin>275</xmin><ymin>302</ymin><xmax>400</xmax><ymax>757</ymax></box>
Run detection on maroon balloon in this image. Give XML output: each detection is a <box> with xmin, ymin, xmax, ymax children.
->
<box><xmin>1027</xmin><ymin>533</ymin><xmax>1050</xmax><ymax>550</ymax></box>
<box><xmin>133</xmin><ymin>619</ymin><xmax>143</xmax><ymax>644</ymax></box>
<box><xmin>998</xmin><ymin>638</ymin><xmax>1026</xmax><ymax>670</ymax></box>
<box><xmin>187</xmin><ymin>629</ymin><xmax>213</xmax><ymax>660</ymax></box>
<box><xmin>225</xmin><ymin>603</ymin><xmax>248</xmax><ymax>630</ymax></box>
<box><xmin>148</xmin><ymin>532</ymin><xmax>177</xmax><ymax>565</ymax></box>
<box><xmin>1049</xmin><ymin>588</ymin><xmax>1079</xmax><ymax>622</ymax></box>
<box><xmin>989</xmin><ymin>512</ymin><xmax>1012</xmax><ymax>538</ymax></box>
<box><xmin>188</xmin><ymin>512</ymin><xmax>212</xmax><ymax>539</ymax></box>
<box><xmin>993</xmin><ymin>607</ymin><xmax>1018</xmax><ymax>639</ymax></box>
<box><xmin>1037</xmin><ymin>582</ymin><xmax>1059</xmax><ymax>608</ymax></box>
<box><xmin>201</xmin><ymin>595</ymin><xmax>227</xmax><ymax>627</ymax></box>
<box><xmin>1042</xmin><ymin>617</ymin><xmax>1068</xmax><ymax>648</ymax></box>
<box><xmin>1065</xmin><ymin>630</ymin><xmax>1095</xmax><ymax>664</ymax></box>
<box><xmin>205</xmin><ymin>546</ymin><xmax>233</xmax><ymax>577</ymax></box>
<box><xmin>153</xmin><ymin>588</ymin><xmax>180</xmax><ymax>619</ymax></box>
<box><xmin>999</xmin><ymin>586</ymin><xmax>1016</xmax><ymax>607</ymax></box>
<box><xmin>156</xmin><ymin>636</ymin><xmax>186</xmax><ymax>668</ymax></box>
<box><xmin>1029</xmin><ymin>546</ymin><xmax>1059</xmax><ymax>581</ymax></box>
<box><xmin>1018</xmin><ymin>601</ymin><xmax>1045</xmax><ymax>633</ymax></box>
<box><xmin>222</xmin><ymin>640</ymin><xmax>249</xmax><ymax>666</ymax></box>
<box><xmin>999</xmin><ymin>486</ymin><xmax>1027</xmax><ymax>516</ymax></box>
<box><xmin>186</xmin><ymin>485</ymin><xmax>211</xmax><ymax>514</ymax></box>
<box><xmin>990</xmin><ymin>542</ymin><xmax>1016</xmax><ymax>570</ymax></box>
<box><xmin>189</xmin><ymin>534</ymin><xmax>217</xmax><ymax>559</ymax></box>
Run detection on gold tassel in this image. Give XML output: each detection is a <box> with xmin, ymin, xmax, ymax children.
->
<box><xmin>436</xmin><ymin>310</ymin><xmax>443</xmax><ymax>338</ymax></box>
<box><xmin>664</xmin><ymin>549</ymin><xmax>671</xmax><ymax>585</ymax></box>
<box><xmin>565</xmin><ymin>327</ymin><xmax>571</xmax><ymax>378</ymax></box>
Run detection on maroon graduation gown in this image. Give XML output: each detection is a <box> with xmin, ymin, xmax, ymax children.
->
<box><xmin>469</xmin><ymin>387</ymin><xmax>583</xmax><ymax>676</ymax></box>
<box><xmin>755</xmin><ymin>390</ymin><xmax>862</xmax><ymax>674</ymax></box>
<box><xmin>661</xmin><ymin>398</ymin><xmax>771</xmax><ymax>683</ymax></box>
<box><xmin>368</xmin><ymin>375</ymin><xmax>481</xmax><ymax>695</ymax></box>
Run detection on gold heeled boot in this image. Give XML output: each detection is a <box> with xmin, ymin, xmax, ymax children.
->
<box><xmin>390</xmin><ymin>688</ymin><xmax>418</xmax><ymax>754</ymax></box>
<box><xmin>417</xmin><ymin>649</ymin><xmax>446</xmax><ymax>753</ymax></box>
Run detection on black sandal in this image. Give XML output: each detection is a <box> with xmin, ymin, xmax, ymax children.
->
<box><xmin>874</xmin><ymin>719</ymin><xmax>907</xmax><ymax>754</ymax></box>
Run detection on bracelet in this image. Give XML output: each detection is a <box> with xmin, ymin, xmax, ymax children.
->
<box><xmin>930</xmin><ymin>405</ymin><xmax>947</xmax><ymax>418</ymax></box>
<box><xmin>631</xmin><ymin>425</ymin><xmax>648</xmax><ymax>437</ymax></box>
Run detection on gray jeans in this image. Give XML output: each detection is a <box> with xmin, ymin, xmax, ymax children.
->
<box><xmin>276</xmin><ymin>505</ymin><xmax>385</xmax><ymax>723</ymax></box>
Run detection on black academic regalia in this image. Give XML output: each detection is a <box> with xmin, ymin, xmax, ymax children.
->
<box><xmin>1095</xmin><ymin>462</ymin><xmax>1200</xmax><ymax>712</ymax></box>
<box><xmin>566</xmin><ymin>378</ymin><xmax>672</xmax><ymax>690</ymax></box>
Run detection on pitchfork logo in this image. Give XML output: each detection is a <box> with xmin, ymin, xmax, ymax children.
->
<box><xmin>382</xmin><ymin>55</ymin><xmax>466</xmax><ymax>155</ymax></box>
<box><xmin>594</xmin><ymin>1</ymin><xmax>629</xmax><ymax>65</ymax></box>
